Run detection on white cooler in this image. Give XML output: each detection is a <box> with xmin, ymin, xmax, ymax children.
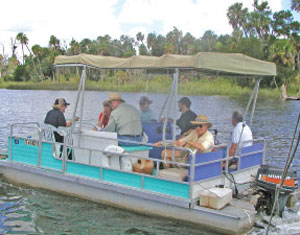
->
<box><xmin>199</xmin><ymin>187</ymin><xmax>232</xmax><ymax>210</ymax></box>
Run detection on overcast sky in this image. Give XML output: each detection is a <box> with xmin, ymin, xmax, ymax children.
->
<box><xmin>0</xmin><ymin>0</ymin><xmax>298</xmax><ymax>57</ymax></box>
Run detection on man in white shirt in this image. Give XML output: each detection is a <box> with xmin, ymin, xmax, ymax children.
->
<box><xmin>229</xmin><ymin>111</ymin><xmax>253</xmax><ymax>156</ymax></box>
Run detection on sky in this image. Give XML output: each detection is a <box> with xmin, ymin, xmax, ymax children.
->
<box><xmin>0</xmin><ymin>0</ymin><xmax>298</xmax><ymax>58</ymax></box>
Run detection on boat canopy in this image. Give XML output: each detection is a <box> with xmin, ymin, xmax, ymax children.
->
<box><xmin>54</xmin><ymin>52</ymin><xmax>277</xmax><ymax>77</ymax></box>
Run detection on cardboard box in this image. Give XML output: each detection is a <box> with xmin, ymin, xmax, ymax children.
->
<box><xmin>200</xmin><ymin>188</ymin><xmax>232</xmax><ymax>210</ymax></box>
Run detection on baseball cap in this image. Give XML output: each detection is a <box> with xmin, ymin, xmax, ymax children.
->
<box><xmin>54</xmin><ymin>98</ymin><xmax>70</xmax><ymax>106</ymax></box>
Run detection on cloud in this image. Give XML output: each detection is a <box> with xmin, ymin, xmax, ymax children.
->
<box><xmin>118</xmin><ymin>0</ymin><xmax>282</xmax><ymax>38</ymax></box>
<box><xmin>0</xmin><ymin>0</ymin><xmax>282</xmax><ymax>58</ymax></box>
<box><xmin>0</xmin><ymin>0</ymin><xmax>121</xmax><ymax>56</ymax></box>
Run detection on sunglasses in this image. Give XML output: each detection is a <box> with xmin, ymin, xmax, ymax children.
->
<box><xmin>194</xmin><ymin>124</ymin><xmax>204</xmax><ymax>128</ymax></box>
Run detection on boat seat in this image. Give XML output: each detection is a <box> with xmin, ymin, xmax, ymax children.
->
<box><xmin>158</xmin><ymin>148</ymin><xmax>225</xmax><ymax>182</ymax></box>
<box><xmin>239</xmin><ymin>143</ymin><xmax>264</xmax><ymax>170</ymax></box>
<box><xmin>121</xmin><ymin>145</ymin><xmax>153</xmax><ymax>165</ymax></box>
<box><xmin>229</xmin><ymin>143</ymin><xmax>264</xmax><ymax>171</ymax></box>
<box><xmin>142</xmin><ymin>121</ymin><xmax>173</xmax><ymax>159</ymax></box>
<box><xmin>188</xmin><ymin>148</ymin><xmax>225</xmax><ymax>182</ymax></box>
<box><xmin>72</xmin><ymin>130</ymin><xmax>118</xmax><ymax>166</ymax></box>
<box><xmin>158</xmin><ymin>168</ymin><xmax>188</xmax><ymax>181</ymax></box>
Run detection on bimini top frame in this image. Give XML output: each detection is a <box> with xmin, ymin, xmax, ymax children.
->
<box><xmin>54</xmin><ymin>52</ymin><xmax>277</xmax><ymax>141</ymax></box>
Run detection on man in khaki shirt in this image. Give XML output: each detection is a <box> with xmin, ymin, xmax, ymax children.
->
<box><xmin>103</xmin><ymin>92</ymin><xmax>143</xmax><ymax>146</ymax></box>
<box><xmin>155</xmin><ymin>115</ymin><xmax>214</xmax><ymax>168</ymax></box>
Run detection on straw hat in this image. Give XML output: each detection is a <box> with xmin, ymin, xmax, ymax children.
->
<box><xmin>109</xmin><ymin>92</ymin><xmax>124</xmax><ymax>102</ymax></box>
<box><xmin>190</xmin><ymin>115</ymin><xmax>212</xmax><ymax>128</ymax></box>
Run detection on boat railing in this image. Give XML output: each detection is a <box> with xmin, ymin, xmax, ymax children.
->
<box><xmin>230</xmin><ymin>138</ymin><xmax>266</xmax><ymax>171</ymax></box>
<box><xmin>7</xmin><ymin>122</ymin><xmax>266</xmax><ymax>204</ymax></box>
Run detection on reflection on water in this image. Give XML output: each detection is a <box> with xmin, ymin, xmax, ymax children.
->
<box><xmin>0</xmin><ymin>89</ymin><xmax>299</xmax><ymax>234</ymax></box>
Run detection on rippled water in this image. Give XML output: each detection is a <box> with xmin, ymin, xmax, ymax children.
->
<box><xmin>0</xmin><ymin>89</ymin><xmax>299</xmax><ymax>234</ymax></box>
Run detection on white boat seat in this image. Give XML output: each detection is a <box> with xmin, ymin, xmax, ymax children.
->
<box><xmin>158</xmin><ymin>168</ymin><xmax>188</xmax><ymax>182</ymax></box>
<box><xmin>72</xmin><ymin>130</ymin><xmax>118</xmax><ymax>166</ymax></box>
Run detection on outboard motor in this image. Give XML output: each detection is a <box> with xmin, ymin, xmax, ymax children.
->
<box><xmin>253</xmin><ymin>164</ymin><xmax>298</xmax><ymax>217</ymax></box>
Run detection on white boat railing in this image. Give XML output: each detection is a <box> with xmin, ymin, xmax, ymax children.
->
<box><xmin>8</xmin><ymin>122</ymin><xmax>266</xmax><ymax>203</ymax></box>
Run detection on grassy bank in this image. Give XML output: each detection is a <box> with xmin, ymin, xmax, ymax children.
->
<box><xmin>0</xmin><ymin>78</ymin><xmax>281</xmax><ymax>98</ymax></box>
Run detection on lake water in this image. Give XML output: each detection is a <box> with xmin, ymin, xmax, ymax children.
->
<box><xmin>0</xmin><ymin>89</ymin><xmax>299</xmax><ymax>234</ymax></box>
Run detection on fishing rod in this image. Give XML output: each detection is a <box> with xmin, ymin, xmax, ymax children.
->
<box><xmin>265</xmin><ymin>109</ymin><xmax>300</xmax><ymax>235</ymax></box>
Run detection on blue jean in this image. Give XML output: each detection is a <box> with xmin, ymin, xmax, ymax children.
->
<box><xmin>118</xmin><ymin>135</ymin><xmax>143</xmax><ymax>146</ymax></box>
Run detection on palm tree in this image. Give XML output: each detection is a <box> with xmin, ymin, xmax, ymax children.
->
<box><xmin>69</xmin><ymin>38</ymin><xmax>80</xmax><ymax>55</ymax></box>
<box><xmin>227</xmin><ymin>3</ymin><xmax>249</xmax><ymax>38</ymax></box>
<box><xmin>250</xmin><ymin>0</ymin><xmax>272</xmax><ymax>41</ymax></box>
<box><xmin>182</xmin><ymin>32</ymin><xmax>196</xmax><ymax>54</ymax></box>
<box><xmin>136</xmin><ymin>32</ymin><xmax>144</xmax><ymax>44</ymax></box>
<box><xmin>269</xmin><ymin>39</ymin><xmax>297</xmax><ymax>67</ymax></box>
<box><xmin>49</xmin><ymin>35</ymin><xmax>60</xmax><ymax>51</ymax></box>
<box><xmin>16</xmin><ymin>32</ymin><xmax>30</xmax><ymax>64</ymax></box>
<box><xmin>291</xmin><ymin>0</ymin><xmax>300</xmax><ymax>12</ymax></box>
<box><xmin>32</xmin><ymin>44</ymin><xmax>44</xmax><ymax>82</ymax></box>
<box><xmin>166</xmin><ymin>27</ymin><xmax>183</xmax><ymax>54</ymax></box>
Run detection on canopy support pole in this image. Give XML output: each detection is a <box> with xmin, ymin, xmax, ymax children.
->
<box><xmin>243</xmin><ymin>78</ymin><xmax>261</xmax><ymax>127</ymax></box>
<box><xmin>162</xmin><ymin>75</ymin><xmax>176</xmax><ymax>141</ymax></box>
<box><xmin>249</xmin><ymin>78</ymin><xmax>261</xmax><ymax>127</ymax></box>
<box><xmin>172</xmin><ymin>69</ymin><xmax>179</xmax><ymax>142</ymax></box>
<box><xmin>79</xmin><ymin>67</ymin><xmax>86</xmax><ymax>132</ymax></box>
<box><xmin>159</xmin><ymin>75</ymin><xmax>173</xmax><ymax>119</ymax></box>
<box><xmin>71</xmin><ymin>66</ymin><xmax>86</xmax><ymax>135</ymax></box>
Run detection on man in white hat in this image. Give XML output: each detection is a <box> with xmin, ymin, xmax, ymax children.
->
<box><xmin>103</xmin><ymin>92</ymin><xmax>143</xmax><ymax>146</ymax></box>
<box><xmin>156</xmin><ymin>114</ymin><xmax>214</xmax><ymax>168</ymax></box>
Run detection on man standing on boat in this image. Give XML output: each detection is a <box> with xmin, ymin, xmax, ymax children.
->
<box><xmin>103</xmin><ymin>92</ymin><xmax>143</xmax><ymax>146</ymax></box>
<box><xmin>176</xmin><ymin>97</ymin><xmax>197</xmax><ymax>138</ymax></box>
<box><xmin>229</xmin><ymin>111</ymin><xmax>253</xmax><ymax>156</ymax></box>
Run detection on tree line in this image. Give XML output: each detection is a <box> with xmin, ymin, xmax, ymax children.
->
<box><xmin>0</xmin><ymin>0</ymin><xmax>300</xmax><ymax>89</ymax></box>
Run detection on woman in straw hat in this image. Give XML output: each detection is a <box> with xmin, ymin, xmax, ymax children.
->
<box><xmin>155</xmin><ymin>114</ymin><xmax>214</xmax><ymax>168</ymax></box>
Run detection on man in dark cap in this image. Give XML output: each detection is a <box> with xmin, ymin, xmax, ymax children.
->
<box><xmin>44</xmin><ymin>98</ymin><xmax>79</xmax><ymax>143</ymax></box>
<box><xmin>176</xmin><ymin>97</ymin><xmax>197</xmax><ymax>137</ymax></box>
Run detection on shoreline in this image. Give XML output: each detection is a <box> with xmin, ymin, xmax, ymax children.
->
<box><xmin>0</xmin><ymin>80</ymin><xmax>281</xmax><ymax>98</ymax></box>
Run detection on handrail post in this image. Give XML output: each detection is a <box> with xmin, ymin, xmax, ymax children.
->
<box><xmin>62</xmin><ymin>141</ymin><xmax>67</xmax><ymax>173</ymax></box>
<box><xmin>189</xmin><ymin>150</ymin><xmax>196</xmax><ymax>202</ymax></box>
<box><xmin>9</xmin><ymin>124</ymin><xmax>13</xmax><ymax>162</ymax></box>
<box><xmin>37</xmin><ymin>128</ymin><xmax>42</xmax><ymax>167</ymax></box>
<box><xmin>223</xmin><ymin>146</ymin><xmax>230</xmax><ymax>186</ymax></box>
<box><xmin>262</xmin><ymin>139</ymin><xmax>267</xmax><ymax>164</ymax></box>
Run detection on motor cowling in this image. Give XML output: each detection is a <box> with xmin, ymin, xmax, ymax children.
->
<box><xmin>253</xmin><ymin>164</ymin><xmax>298</xmax><ymax>217</ymax></box>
